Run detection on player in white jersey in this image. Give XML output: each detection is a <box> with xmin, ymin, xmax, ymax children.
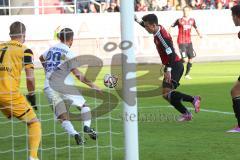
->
<box><xmin>39</xmin><ymin>28</ymin><xmax>101</xmax><ymax>144</ymax></box>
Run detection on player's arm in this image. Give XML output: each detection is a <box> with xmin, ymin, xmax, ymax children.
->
<box><xmin>24</xmin><ymin>49</ymin><xmax>37</xmax><ymax>110</ymax></box>
<box><xmin>165</xmin><ymin>41</ymin><xmax>176</xmax><ymax>84</ymax></box>
<box><xmin>134</xmin><ymin>15</ymin><xmax>145</xmax><ymax>28</ymax></box>
<box><xmin>39</xmin><ymin>55</ymin><xmax>45</xmax><ymax>68</ymax></box>
<box><xmin>165</xmin><ymin>40</ymin><xmax>176</xmax><ymax>71</ymax></box>
<box><xmin>193</xmin><ymin>19</ymin><xmax>202</xmax><ymax>38</ymax></box>
<box><xmin>65</xmin><ymin>51</ymin><xmax>101</xmax><ymax>93</ymax></box>
<box><xmin>39</xmin><ymin>50</ymin><xmax>49</xmax><ymax>69</ymax></box>
<box><xmin>169</xmin><ymin>19</ymin><xmax>179</xmax><ymax>33</ymax></box>
<box><xmin>157</xmin><ymin>32</ymin><xmax>176</xmax><ymax>83</ymax></box>
<box><xmin>158</xmin><ymin>31</ymin><xmax>176</xmax><ymax>70</ymax></box>
<box><xmin>195</xmin><ymin>28</ymin><xmax>202</xmax><ymax>38</ymax></box>
<box><xmin>71</xmin><ymin>68</ymin><xmax>102</xmax><ymax>93</ymax></box>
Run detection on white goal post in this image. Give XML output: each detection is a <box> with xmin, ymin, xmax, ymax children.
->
<box><xmin>120</xmin><ymin>0</ymin><xmax>139</xmax><ymax>160</ymax></box>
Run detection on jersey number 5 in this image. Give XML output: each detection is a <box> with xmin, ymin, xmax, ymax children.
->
<box><xmin>0</xmin><ymin>47</ymin><xmax>8</xmax><ymax>63</ymax></box>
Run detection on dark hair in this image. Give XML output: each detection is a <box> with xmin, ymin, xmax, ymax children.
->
<box><xmin>142</xmin><ymin>14</ymin><xmax>158</xmax><ymax>25</ymax></box>
<box><xmin>231</xmin><ymin>5</ymin><xmax>240</xmax><ymax>17</ymax></box>
<box><xmin>58</xmin><ymin>28</ymin><xmax>74</xmax><ymax>42</ymax></box>
<box><xmin>9</xmin><ymin>21</ymin><xmax>26</xmax><ymax>38</ymax></box>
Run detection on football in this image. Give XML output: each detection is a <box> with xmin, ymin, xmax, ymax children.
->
<box><xmin>104</xmin><ymin>74</ymin><xmax>118</xmax><ymax>88</ymax></box>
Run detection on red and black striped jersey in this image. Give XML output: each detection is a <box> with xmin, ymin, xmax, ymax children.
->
<box><xmin>172</xmin><ymin>17</ymin><xmax>197</xmax><ymax>44</ymax></box>
<box><xmin>153</xmin><ymin>25</ymin><xmax>181</xmax><ymax>65</ymax></box>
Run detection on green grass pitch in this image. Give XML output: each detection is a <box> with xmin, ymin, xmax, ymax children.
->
<box><xmin>0</xmin><ymin>61</ymin><xmax>240</xmax><ymax>160</ymax></box>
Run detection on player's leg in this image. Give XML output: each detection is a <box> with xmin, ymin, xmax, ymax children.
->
<box><xmin>185</xmin><ymin>58</ymin><xmax>192</xmax><ymax>79</ymax></box>
<box><xmin>76</xmin><ymin>104</ymin><xmax>97</xmax><ymax>140</ymax></box>
<box><xmin>76</xmin><ymin>104</ymin><xmax>91</xmax><ymax>128</ymax></box>
<box><xmin>185</xmin><ymin>43</ymin><xmax>195</xmax><ymax>79</ymax></box>
<box><xmin>15</xmin><ymin>98</ymin><xmax>41</xmax><ymax>160</ymax></box>
<box><xmin>68</xmin><ymin>94</ymin><xmax>97</xmax><ymax>140</ymax></box>
<box><xmin>26</xmin><ymin>118</ymin><xmax>41</xmax><ymax>160</ymax></box>
<box><xmin>162</xmin><ymin>88</ymin><xmax>189</xmax><ymax>114</ymax></box>
<box><xmin>171</xmin><ymin>61</ymin><xmax>201</xmax><ymax>112</ymax></box>
<box><xmin>227</xmin><ymin>77</ymin><xmax>240</xmax><ymax>132</ymax></box>
<box><xmin>0</xmin><ymin>95</ymin><xmax>41</xmax><ymax>160</ymax></box>
<box><xmin>179</xmin><ymin>44</ymin><xmax>188</xmax><ymax>63</ymax></box>
<box><xmin>56</xmin><ymin>102</ymin><xmax>84</xmax><ymax>145</ymax></box>
<box><xmin>162</xmin><ymin>62</ymin><xmax>192</xmax><ymax>121</ymax></box>
<box><xmin>44</xmin><ymin>88</ymin><xmax>83</xmax><ymax>144</ymax></box>
<box><xmin>162</xmin><ymin>88</ymin><xmax>193</xmax><ymax>122</ymax></box>
<box><xmin>57</xmin><ymin>112</ymin><xmax>84</xmax><ymax>145</ymax></box>
<box><xmin>162</xmin><ymin>61</ymin><xmax>201</xmax><ymax>121</ymax></box>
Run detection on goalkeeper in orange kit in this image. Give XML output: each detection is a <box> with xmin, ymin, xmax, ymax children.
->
<box><xmin>0</xmin><ymin>21</ymin><xmax>41</xmax><ymax>160</ymax></box>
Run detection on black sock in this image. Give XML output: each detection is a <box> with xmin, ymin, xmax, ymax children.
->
<box><xmin>169</xmin><ymin>91</ymin><xmax>190</xmax><ymax>114</ymax></box>
<box><xmin>232</xmin><ymin>96</ymin><xmax>240</xmax><ymax>127</ymax></box>
<box><xmin>185</xmin><ymin>62</ymin><xmax>192</xmax><ymax>76</ymax></box>
<box><xmin>176</xmin><ymin>91</ymin><xmax>194</xmax><ymax>102</ymax></box>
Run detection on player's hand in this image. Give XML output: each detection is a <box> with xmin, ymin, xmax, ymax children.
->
<box><xmin>26</xmin><ymin>94</ymin><xmax>37</xmax><ymax>110</ymax></box>
<box><xmin>164</xmin><ymin>71</ymin><xmax>172</xmax><ymax>84</ymax></box>
<box><xmin>134</xmin><ymin>15</ymin><xmax>138</xmax><ymax>22</ymax></box>
<box><xmin>134</xmin><ymin>15</ymin><xmax>141</xmax><ymax>23</ymax></box>
<box><xmin>91</xmin><ymin>84</ymin><xmax>103</xmax><ymax>95</ymax></box>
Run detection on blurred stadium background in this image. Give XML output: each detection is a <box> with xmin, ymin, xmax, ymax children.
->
<box><xmin>0</xmin><ymin>0</ymin><xmax>240</xmax><ymax>66</ymax></box>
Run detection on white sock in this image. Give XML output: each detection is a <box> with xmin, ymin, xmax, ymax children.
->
<box><xmin>61</xmin><ymin>120</ymin><xmax>78</xmax><ymax>136</ymax></box>
<box><xmin>81</xmin><ymin>106</ymin><xmax>91</xmax><ymax>127</ymax></box>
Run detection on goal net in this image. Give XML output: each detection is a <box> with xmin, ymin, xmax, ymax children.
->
<box><xmin>0</xmin><ymin>35</ymin><xmax>125</xmax><ymax>160</ymax></box>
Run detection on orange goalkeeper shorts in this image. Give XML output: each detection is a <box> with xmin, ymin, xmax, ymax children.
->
<box><xmin>0</xmin><ymin>93</ymin><xmax>37</xmax><ymax>122</ymax></box>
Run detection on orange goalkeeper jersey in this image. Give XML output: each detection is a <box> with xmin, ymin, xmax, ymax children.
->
<box><xmin>0</xmin><ymin>40</ymin><xmax>34</xmax><ymax>96</ymax></box>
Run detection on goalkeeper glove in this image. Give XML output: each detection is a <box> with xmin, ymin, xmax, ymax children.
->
<box><xmin>26</xmin><ymin>94</ymin><xmax>37</xmax><ymax>110</ymax></box>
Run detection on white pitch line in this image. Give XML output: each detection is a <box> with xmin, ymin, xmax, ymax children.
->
<box><xmin>188</xmin><ymin>108</ymin><xmax>234</xmax><ymax>115</ymax></box>
<box><xmin>138</xmin><ymin>105</ymin><xmax>234</xmax><ymax>115</ymax></box>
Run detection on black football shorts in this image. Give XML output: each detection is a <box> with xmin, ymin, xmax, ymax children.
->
<box><xmin>179</xmin><ymin>43</ymin><xmax>195</xmax><ymax>59</ymax></box>
<box><xmin>162</xmin><ymin>61</ymin><xmax>184</xmax><ymax>89</ymax></box>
